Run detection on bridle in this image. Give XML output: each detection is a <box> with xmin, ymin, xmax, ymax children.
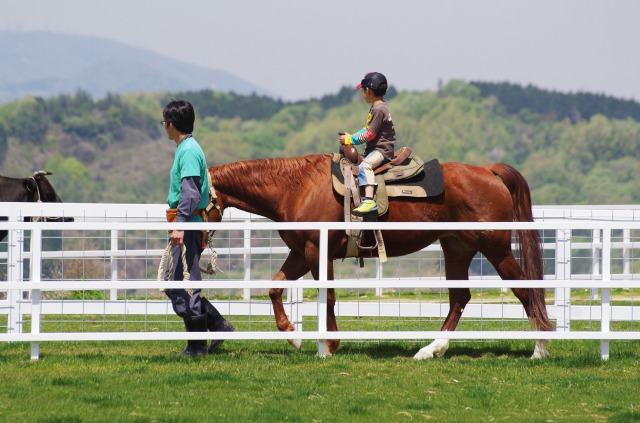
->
<box><xmin>205</xmin><ymin>170</ymin><xmax>223</xmax><ymax>221</ymax></box>
<box><xmin>27</xmin><ymin>175</ymin><xmax>64</xmax><ymax>223</ymax></box>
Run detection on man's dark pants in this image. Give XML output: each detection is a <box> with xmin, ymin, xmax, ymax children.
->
<box><xmin>163</xmin><ymin>230</ymin><xmax>204</xmax><ymax>317</ymax></box>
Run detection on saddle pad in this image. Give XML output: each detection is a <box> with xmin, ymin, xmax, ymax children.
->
<box><xmin>331</xmin><ymin>158</ymin><xmax>444</xmax><ymax>199</ymax></box>
<box><xmin>381</xmin><ymin>155</ymin><xmax>424</xmax><ymax>182</ymax></box>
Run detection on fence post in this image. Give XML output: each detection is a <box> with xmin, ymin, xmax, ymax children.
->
<box><xmin>30</xmin><ymin>226</ymin><xmax>42</xmax><ymax>360</ymax></box>
<box><xmin>600</xmin><ymin>228</ymin><xmax>612</xmax><ymax>360</ymax></box>
<box><xmin>110</xmin><ymin>229</ymin><xmax>118</xmax><ymax>301</ymax></box>
<box><xmin>317</xmin><ymin>226</ymin><xmax>328</xmax><ymax>357</ymax></box>
<box><xmin>375</xmin><ymin>258</ymin><xmax>383</xmax><ymax>297</ymax></box>
<box><xmin>7</xmin><ymin>212</ymin><xmax>23</xmax><ymax>335</ymax></box>
<box><xmin>287</xmin><ymin>286</ymin><xmax>303</xmax><ymax>332</ymax></box>
<box><xmin>591</xmin><ymin>229</ymin><xmax>601</xmax><ymax>300</ymax></box>
<box><xmin>243</xmin><ymin>224</ymin><xmax>251</xmax><ymax>300</ymax></box>
<box><xmin>554</xmin><ymin>225</ymin><xmax>572</xmax><ymax>332</ymax></box>
<box><xmin>622</xmin><ymin>228</ymin><xmax>631</xmax><ymax>280</ymax></box>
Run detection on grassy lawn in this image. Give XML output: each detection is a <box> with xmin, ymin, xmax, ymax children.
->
<box><xmin>0</xmin><ymin>336</ymin><xmax>638</xmax><ymax>422</ymax></box>
<box><xmin>1</xmin><ymin>288</ymin><xmax>638</xmax><ymax>422</ymax></box>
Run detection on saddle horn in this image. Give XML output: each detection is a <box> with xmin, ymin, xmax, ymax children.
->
<box><xmin>340</xmin><ymin>145</ymin><xmax>360</xmax><ymax>164</ymax></box>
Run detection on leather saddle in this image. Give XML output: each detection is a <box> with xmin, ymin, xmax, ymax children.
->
<box><xmin>341</xmin><ymin>145</ymin><xmax>412</xmax><ymax>169</ymax></box>
<box><xmin>331</xmin><ymin>146</ymin><xmax>445</xmax><ymax>264</ymax></box>
<box><xmin>331</xmin><ymin>147</ymin><xmax>444</xmax><ymax>216</ymax></box>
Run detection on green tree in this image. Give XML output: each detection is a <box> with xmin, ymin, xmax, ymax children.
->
<box><xmin>62</xmin><ymin>114</ymin><xmax>104</xmax><ymax>138</ymax></box>
<box><xmin>44</xmin><ymin>154</ymin><xmax>97</xmax><ymax>202</ymax></box>
<box><xmin>10</xmin><ymin>97</ymin><xmax>49</xmax><ymax>143</ymax></box>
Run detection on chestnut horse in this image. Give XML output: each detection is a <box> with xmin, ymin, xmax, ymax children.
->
<box><xmin>207</xmin><ymin>154</ymin><xmax>553</xmax><ymax>359</ymax></box>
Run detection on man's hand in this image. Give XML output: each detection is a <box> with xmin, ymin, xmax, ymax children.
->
<box><xmin>170</xmin><ymin>229</ymin><xmax>185</xmax><ymax>246</ymax></box>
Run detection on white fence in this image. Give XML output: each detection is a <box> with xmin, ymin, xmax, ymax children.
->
<box><xmin>1</xmin><ymin>202</ymin><xmax>639</xmax><ymax>360</ymax></box>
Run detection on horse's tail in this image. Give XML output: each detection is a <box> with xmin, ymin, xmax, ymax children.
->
<box><xmin>487</xmin><ymin>163</ymin><xmax>553</xmax><ymax>331</ymax></box>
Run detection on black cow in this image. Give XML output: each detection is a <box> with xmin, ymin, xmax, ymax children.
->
<box><xmin>0</xmin><ymin>170</ymin><xmax>73</xmax><ymax>241</ymax></box>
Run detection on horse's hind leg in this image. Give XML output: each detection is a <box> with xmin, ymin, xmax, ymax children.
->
<box><xmin>510</xmin><ymin>288</ymin><xmax>551</xmax><ymax>359</ymax></box>
<box><xmin>414</xmin><ymin>237</ymin><xmax>476</xmax><ymax>360</ymax></box>
<box><xmin>270</xmin><ymin>251</ymin><xmax>310</xmax><ymax>350</ymax></box>
<box><xmin>484</xmin><ymin>246</ymin><xmax>552</xmax><ymax>359</ymax></box>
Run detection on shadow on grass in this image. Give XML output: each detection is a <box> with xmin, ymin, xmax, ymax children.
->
<box><xmin>3</xmin><ymin>339</ymin><xmax>633</xmax><ymax>366</ymax></box>
<box><xmin>337</xmin><ymin>341</ymin><xmax>534</xmax><ymax>359</ymax></box>
<box><xmin>0</xmin><ymin>340</ymin><xmax>535</xmax><ymax>362</ymax></box>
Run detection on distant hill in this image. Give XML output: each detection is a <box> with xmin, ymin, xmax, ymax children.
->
<box><xmin>0</xmin><ymin>31</ymin><xmax>273</xmax><ymax>103</ymax></box>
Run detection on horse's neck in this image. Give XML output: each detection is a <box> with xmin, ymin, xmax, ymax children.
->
<box><xmin>217</xmin><ymin>182</ymin><xmax>283</xmax><ymax>222</ymax></box>
<box><xmin>212</xmin><ymin>155</ymin><xmax>329</xmax><ymax>222</ymax></box>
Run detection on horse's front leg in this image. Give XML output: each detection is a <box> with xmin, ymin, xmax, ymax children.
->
<box><xmin>414</xmin><ymin>288</ymin><xmax>471</xmax><ymax>360</ymax></box>
<box><xmin>305</xmin><ymin>243</ymin><xmax>340</xmax><ymax>355</ymax></box>
<box><xmin>270</xmin><ymin>251</ymin><xmax>310</xmax><ymax>350</ymax></box>
<box><xmin>325</xmin><ymin>285</ymin><xmax>340</xmax><ymax>355</ymax></box>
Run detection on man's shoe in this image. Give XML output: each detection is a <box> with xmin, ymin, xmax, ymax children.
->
<box><xmin>180</xmin><ymin>315</ymin><xmax>208</xmax><ymax>356</ymax></box>
<box><xmin>207</xmin><ymin>321</ymin><xmax>235</xmax><ymax>354</ymax></box>
<box><xmin>201</xmin><ymin>297</ymin><xmax>236</xmax><ymax>354</ymax></box>
<box><xmin>180</xmin><ymin>341</ymin><xmax>207</xmax><ymax>356</ymax></box>
<box><xmin>353</xmin><ymin>199</ymin><xmax>378</xmax><ymax>215</ymax></box>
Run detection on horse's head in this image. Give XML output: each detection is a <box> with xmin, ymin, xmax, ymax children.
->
<box><xmin>24</xmin><ymin>171</ymin><xmax>60</xmax><ymax>202</ymax></box>
<box><xmin>24</xmin><ymin>171</ymin><xmax>74</xmax><ymax>223</ymax></box>
<box><xmin>1</xmin><ymin>171</ymin><xmax>74</xmax><ymax>241</ymax></box>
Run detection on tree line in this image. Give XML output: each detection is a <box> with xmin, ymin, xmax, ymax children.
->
<box><xmin>0</xmin><ymin>81</ymin><xmax>638</xmax><ymax>205</ymax></box>
<box><xmin>470</xmin><ymin>81</ymin><xmax>640</xmax><ymax>122</ymax></box>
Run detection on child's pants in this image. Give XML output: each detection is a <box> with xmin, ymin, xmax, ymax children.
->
<box><xmin>358</xmin><ymin>150</ymin><xmax>386</xmax><ymax>187</ymax></box>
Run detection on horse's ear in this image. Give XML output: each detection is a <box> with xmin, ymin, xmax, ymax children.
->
<box><xmin>23</xmin><ymin>178</ymin><xmax>37</xmax><ymax>193</ymax></box>
<box><xmin>33</xmin><ymin>170</ymin><xmax>52</xmax><ymax>179</ymax></box>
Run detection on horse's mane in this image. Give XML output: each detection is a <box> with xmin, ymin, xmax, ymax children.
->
<box><xmin>212</xmin><ymin>154</ymin><xmax>329</xmax><ymax>191</ymax></box>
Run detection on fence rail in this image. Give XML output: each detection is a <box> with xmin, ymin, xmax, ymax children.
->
<box><xmin>1</xmin><ymin>202</ymin><xmax>639</xmax><ymax>360</ymax></box>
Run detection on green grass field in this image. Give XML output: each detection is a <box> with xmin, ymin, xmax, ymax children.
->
<box><xmin>1</xmin><ymin>336</ymin><xmax>638</xmax><ymax>422</ymax></box>
<box><xmin>1</xmin><ymin>289</ymin><xmax>639</xmax><ymax>422</ymax></box>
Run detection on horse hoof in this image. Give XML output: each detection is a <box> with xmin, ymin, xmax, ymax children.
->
<box><xmin>327</xmin><ymin>339</ymin><xmax>340</xmax><ymax>355</ymax></box>
<box><xmin>530</xmin><ymin>349</ymin><xmax>550</xmax><ymax>359</ymax></box>
<box><xmin>413</xmin><ymin>348</ymin><xmax>435</xmax><ymax>360</ymax></box>
<box><xmin>287</xmin><ymin>338</ymin><xmax>302</xmax><ymax>350</ymax></box>
<box><xmin>414</xmin><ymin>339</ymin><xmax>449</xmax><ymax>360</ymax></box>
<box><xmin>530</xmin><ymin>339</ymin><xmax>550</xmax><ymax>359</ymax></box>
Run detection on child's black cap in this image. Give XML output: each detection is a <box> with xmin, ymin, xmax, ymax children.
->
<box><xmin>355</xmin><ymin>72</ymin><xmax>388</xmax><ymax>91</ymax></box>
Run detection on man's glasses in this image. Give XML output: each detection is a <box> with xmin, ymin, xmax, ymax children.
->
<box><xmin>161</xmin><ymin>120</ymin><xmax>170</xmax><ymax>126</ymax></box>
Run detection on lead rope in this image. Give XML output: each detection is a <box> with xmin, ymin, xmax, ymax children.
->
<box><xmin>158</xmin><ymin>243</ymin><xmax>193</xmax><ymax>295</ymax></box>
<box><xmin>200</xmin><ymin>233</ymin><xmax>222</xmax><ymax>275</ymax></box>
<box><xmin>200</xmin><ymin>170</ymin><xmax>223</xmax><ymax>275</ymax></box>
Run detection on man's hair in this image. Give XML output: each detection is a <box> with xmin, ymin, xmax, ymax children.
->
<box><xmin>163</xmin><ymin>100</ymin><xmax>195</xmax><ymax>134</ymax></box>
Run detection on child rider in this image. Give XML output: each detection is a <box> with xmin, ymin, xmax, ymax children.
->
<box><xmin>339</xmin><ymin>72</ymin><xmax>396</xmax><ymax>215</ymax></box>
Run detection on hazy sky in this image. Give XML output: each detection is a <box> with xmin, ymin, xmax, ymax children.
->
<box><xmin>2</xmin><ymin>0</ymin><xmax>638</xmax><ymax>101</ymax></box>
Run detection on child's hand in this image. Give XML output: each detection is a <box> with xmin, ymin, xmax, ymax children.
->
<box><xmin>338</xmin><ymin>132</ymin><xmax>351</xmax><ymax>145</ymax></box>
